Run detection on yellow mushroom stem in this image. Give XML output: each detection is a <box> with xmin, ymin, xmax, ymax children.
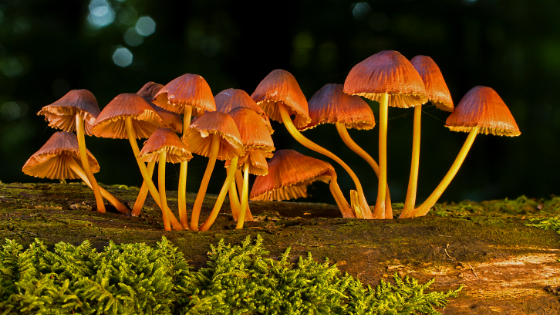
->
<box><xmin>158</xmin><ymin>151</ymin><xmax>173</xmax><ymax>231</ymax></box>
<box><xmin>326</xmin><ymin>169</ymin><xmax>354</xmax><ymax>218</ymax></box>
<box><xmin>228</xmin><ymin>167</ymin><xmax>241</xmax><ymax>220</ymax></box>
<box><xmin>63</xmin><ymin>155</ymin><xmax>129</xmax><ymax>214</ymax></box>
<box><xmin>373</xmin><ymin>93</ymin><xmax>389</xmax><ymax>219</ymax></box>
<box><xmin>236</xmin><ymin>162</ymin><xmax>250</xmax><ymax>229</ymax></box>
<box><xmin>75</xmin><ymin>116</ymin><xmax>105</xmax><ymax>213</ymax></box>
<box><xmin>235</xmin><ymin>169</ymin><xmax>253</xmax><ymax>221</ymax></box>
<box><xmin>334</xmin><ymin>122</ymin><xmax>392</xmax><ymax>218</ymax></box>
<box><xmin>124</xmin><ymin>117</ymin><xmax>182</xmax><ymax>229</ymax></box>
<box><xmin>190</xmin><ymin>133</ymin><xmax>221</xmax><ymax>231</ymax></box>
<box><xmin>401</xmin><ymin>105</ymin><xmax>423</xmax><ymax>218</ymax></box>
<box><xmin>131</xmin><ymin>161</ymin><xmax>156</xmax><ymax>217</ymax></box>
<box><xmin>178</xmin><ymin>106</ymin><xmax>193</xmax><ymax>229</ymax></box>
<box><xmin>200</xmin><ymin>156</ymin><xmax>239</xmax><ymax>231</ymax></box>
<box><xmin>410</xmin><ymin>127</ymin><xmax>479</xmax><ymax>217</ymax></box>
<box><xmin>278</xmin><ymin>104</ymin><xmax>372</xmax><ymax>219</ymax></box>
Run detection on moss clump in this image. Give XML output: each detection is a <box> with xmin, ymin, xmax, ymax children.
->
<box><xmin>0</xmin><ymin>235</ymin><xmax>462</xmax><ymax>315</ymax></box>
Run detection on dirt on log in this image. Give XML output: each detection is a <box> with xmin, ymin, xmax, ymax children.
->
<box><xmin>0</xmin><ymin>182</ymin><xmax>559</xmax><ymax>314</ymax></box>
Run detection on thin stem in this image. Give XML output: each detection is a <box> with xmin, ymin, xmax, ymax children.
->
<box><xmin>401</xmin><ymin>105</ymin><xmax>422</xmax><ymax>218</ymax></box>
<box><xmin>190</xmin><ymin>133</ymin><xmax>220</xmax><ymax>231</ymax></box>
<box><xmin>75</xmin><ymin>116</ymin><xmax>105</xmax><ymax>213</ymax></box>
<box><xmin>228</xmin><ymin>167</ymin><xmax>241</xmax><ymax>220</ymax></box>
<box><xmin>178</xmin><ymin>106</ymin><xmax>193</xmax><ymax>229</ymax></box>
<box><xmin>236</xmin><ymin>162</ymin><xmax>250</xmax><ymax>229</ymax></box>
<box><xmin>278</xmin><ymin>104</ymin><xmax>371</xmax><ymax>219</ymax></box>
<box><xmin>335</xmin><ymin>123</ymin><xmax>392</xmax><ymax>217</ymax></box>
<box><xmin>200</xmin><ymin>156</ymin><xmax>239</xmax><ymax>231</ymax></box>
<box><xmin>65</xmin><ymin>156</ymin><xmax>129</xmax><ymax>214</ymax></box>
<box><xmin>326</xmin><ymin>169</ymin><xmax>354</xmax><ymax>218</ymax></box>
<box><xmin>235</xmin><ymin>168</ymin><xmax>253</xmax><ymax>221</ymax></box>
<box><xmin>411</xmin><ymin>128</ymin><xmax>479</xmax><ymax>217</ymax></box>
<box><xmin>158</xmin><ymin>151</ymin><xmax>172</xmax><ymax>231</ymax></box>
<box><xmin>373</xmin><ymin>93</ymin><xmax>389</xmax><ymax>219</ymax></box>
<box><xmin>131</xmin><ymin>161</ymin><xmax>155</xmax><ymax>217</ymax></box>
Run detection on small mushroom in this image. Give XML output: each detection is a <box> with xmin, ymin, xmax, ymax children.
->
<box><xmin>215</xmin><ymin>88</ymin><xmax>273</xmax><ymax>134</ymax></box>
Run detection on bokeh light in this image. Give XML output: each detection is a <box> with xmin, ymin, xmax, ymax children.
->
<box><xmin>124</xmin><ymin>28</ymin><xmax>143</xmax><ymax>47</ymax></box>
<box><xmin>112</xmin><ymin>47</ymin><xmax>133</xmax><ymax>67</ymax></box>
<box><xmin>87</xmin><ymin>0</ymin><xmax>115</xmax><ymax>29</ymax></box>
<box><xmin>2</xmin><ymin>58</ymin><xmax>24</xmax><ymax>77</ymax></box>
<box><xmin>352</xmin><ymin>2</ymin><xmax>371</xmax><ymax>20</ymax></box>
<box><xmin>135</xmin><ymin>16</ymin><xmax>156</xmax><ymax>37</ymax></box>
<box><xmin>1</xmin><ymin>101</ymin><xmax>27</xmax><ymax>121</ymax></box>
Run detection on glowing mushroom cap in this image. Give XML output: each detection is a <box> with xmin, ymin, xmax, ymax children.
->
<box><xmin>152</xmin><ymin>73</ymin><xmax>216</xmax><ymax>116</ymax></box>
<box><xmin>22</xmin><ymin>131</ymin><xmax>99</xmax><ymax>180</ymax></box>
<box><xmin>410</xmin><ymin>55</ymin><xmax>454</xmax><ymax>112</ymax></box>
<box><xmin>37</xmin><ymin>89</ymin><xmax>101</xmax><ymax>136</ymax></box>
<box><xmin>228</xmin><ymin>107</ymin><xmax>275</xmax><ymax>153</ymax></box>
<box><xmin>138</xmin><ymin>128</ymin><xmax>192</xmax><ymax>163</ymax></box>
<box><xmin>302</xmin><ymin>83</ymin><xmax>376</xmax><ymax>131</ymax></box>
<box><xmin>249</xmin><ymin>149</ymin><xmax>334</xmax><ymax>201</ymax></box>
<box><xmin>183</xmin><ymin>111</ymin><xmax>243</xmax><ymax>160</ymax></box>
<box><xmin>251</xmin><ymin>69</ymin><xmax>311</xmax><ymax>129</ymax></box>
<box><xmin>92</xmin><ymin>93</ymin><xmax>164</xmax><ymax>139</ymax></box>
<box><xmin>343</xmin><ymin>50</ymin><xmax>428</xmax><ymax>108</ymax></box>
<box><xmin>445</xmin><ymin>86</ymin><xmax>521</xmax><ymax>136</ymax></box>
<box><xmin>137</xmin><ymin>82</ymin><xmax>183</xmax><ymax>133</ymax></box>
<box><xmin>215</xmin><ymin>88</ymin><xmax>273</xmax><ymax>134</ymax></box>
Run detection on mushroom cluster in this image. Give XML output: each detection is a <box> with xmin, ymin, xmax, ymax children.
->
<box><xmin>23</xmin><ymin>50</ymin><xmax>520</xmax><ymax>231</ymax></box>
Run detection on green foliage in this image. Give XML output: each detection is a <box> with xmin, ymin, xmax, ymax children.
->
<box><xmin>0</xmin><ymin>235</ymin><xmax>462</xmax><ymax>315</ymax></box>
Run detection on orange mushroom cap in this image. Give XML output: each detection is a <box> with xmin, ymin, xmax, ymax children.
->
<box><xmin>138</xmin><ymin>128</ymin><xmax>192</xmax><ymax>163</ymax></box>
<box><xmin>92</xmin><ymin>93</ymin><xmax>164</xmax><ymax>139</ymax></box>
<box><xmin>410</xmin><ymin>55</ymin><xmax>454</xmax><ymax>112</ymax></box>
<box><xmin>215</xmin><ymin>88</ymin><xmax>273</xmax><ymax>134</ymax></box>
<box><xmin>445</xmin><ymin>86</ymin><xmax>521</xmax><ymax>136</ymax></box>
<box><xmin>302</xmin><ymin>83</ymin><xmax>376</xmax><ymax>131</ymax></box>
<box><xmin>251</xmin><ymin>69</ymin><xmax>311</xmax><ymax>129</ymax></box>
<box><xmin>249</xmin><ymin>149</ymin><xmax>334</xmax><ymax>201</ymax></box>
<box><xmin>152</xmin><ymin>73</ymin><xmax>216</xmax><ymax>116</ymax></box>
<box><xmin>183</xmin><ymin>111</ymin><xmax>243</xmax><ymax>160</ymax></box>
<box><xmin>228</xmin><ymin>107</ymin><xmax>275</xmax><ymax>153</ymax></box>
<box><xmin>137</xmin><ymin>82</ymin><xmax>183</xmax><ymax>133</ymax></box>
<box><xmin>37</xmin><ymin>89</ymin><xmax>101</xmax><ymax>136</ymax></box>
<box><xmin>343</xmin><ymin>50</ymin><xmax>428</xmax><ymax>108</ymax></box>
<box><xmin>22</xmin><ymin>131</ymin><xmax>99</xmax><ymax>180</ymax></box>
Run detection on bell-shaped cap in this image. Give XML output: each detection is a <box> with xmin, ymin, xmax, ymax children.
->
<box><xmin>183</xmin><ymin>111</ymin><xmax>243</xmax><ymax>160</ymax></box>
<box><xmin>92</xmin><ymin>93</ymin><xmax>164</xmax><ymax>139</ymax></box>
<box><xmin>215</xmin><ymin>88</ymin><xmax>273</xmax><ymax>134</ymax></box>
<box><xmin>343</xmin><ymin>50</ymin><xmax>428</xmax><ymax>108</ymax></box>
<box><xmin>302</xmin><ymin>83</ymin><xmax>376</xmax><ymax>131</ymax></box>
<box><xmin>251</xmin><ymin>69</ymin><xmax>311</xmax><ymax>129</ymax></box>
<box><xmin>37</xmin><ymin>89</ymin><xmax>101</xmax><ymax>136</ymax></box>
<box><xmin>445</xmin><ymin>86</ymin><xmax>521</xmax><ymax>136</ymax></box>
<box><xmin>228</xmin><ymin>107</ymin><xmax>275</xmax><ymax>153</ymax></box>
<box><xmin>152</xmin><ymin>73</ymin><xmax>216</xmax><ymax>116</ymax></box>
<box><xmin>22</xmin><ymin>131</ymin><xmax>99</xmax><ymax>180</ymax></box>
<box><xmin>410</xmin><ymin>55</ymin><xmax>454</xmax><ymax>112</ymax></box>
<box><xmin>250</xmin><ymin>149</ymin><xmax>334</xmax><ymax>201</ymax></box>
<box><xmin>137</xmin><ymin>82</ymin><xmax>183</xmax><ymax>133</ymax></box>
<box><xmin>138</xmin><ymin>128</ymin><xmax>192</xmax><ymax>163</ymax></box>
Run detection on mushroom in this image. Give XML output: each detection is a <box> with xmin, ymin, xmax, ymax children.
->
<box><xmin>400</xmin><ymin>56</ymin><xmax>454</xmax><ymax>218</ymax></box>
<box><xmin>409</xmin><ymin>86</ymin><xmax>520</xmax><ymax>217</ymax></box>
<box><xmin>22</xmin><ymin>131</ymin><xmax>128</xmax><ymax>213</ymax></box>
<box><xmin>302</xmin><ymin>83</ymin><xmax>392</xmax><ymax>218</ymax></box>
<box><xmin>252</xmin><ymin>69</ymin><xmax>371</xmax><ymax>218</ymax></box>
<box><xmin>250</xmin><ymin>149</ymin><xmax>353</xmax><ymax>218</ymax></box>
<box><xmin>92</xmin><ymin>93</ymin><xmax>182</xmax><ymax>229</ymax></box>
<box><xmin>343</xmin><ymin>50</ymin><xmax>427</xmax><ymax>219</ymax></box>
<box><xmin>37</xmin><ymin>89</ymin><xmax>107</xmax><ymax>213</ymax></box>
<box><xmin>152</xmin><ymin>74</ymin><xmax>216</xmax><ymax>228</ymax></box>
<box><xmin>132</xmin><ymin>82</ymin><xmax>183</xmax><ymax>217</ymax></box>
<box><xmin>138</xmin><ymin>128</ymin><xmax>192</xmax><ymax>230</ymax></box>
<box><xmin>183</xmin><ymin>111</ymin><xmax>243</xmax><ymax>231</ymax></box>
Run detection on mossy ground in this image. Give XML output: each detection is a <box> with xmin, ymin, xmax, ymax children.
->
<box><xmin>1</xmin><ymin>182</ymin><xmax>559</xmax><ymax>314</ymax></box>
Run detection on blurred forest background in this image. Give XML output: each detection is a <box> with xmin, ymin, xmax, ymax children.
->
<box><xmin>0</xmin><ymin>0</ymin><xmax>557</xmax><ymax>206</ymax></box>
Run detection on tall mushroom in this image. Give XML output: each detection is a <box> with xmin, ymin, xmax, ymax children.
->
<box><xmin>138</xmin><ymin>128</ymin><xmax>192</xmax><ymax>230</ymax></box>
<box><xmin>408</xmin><ymin>86</ymin><xmax>520</xmax><ymax>217</ymax></box>
<box><xmin>344</xmin><ymin>50</ymin><xmax>427</xmax><ymax>219</ymax></box>
<box><xmin>250</xmin><ymin>149</ymin><xmax>353</xmax><ymax>218</ymax></box>
<box><xmin>252</xmin><ymin>69</ymin><xmax>371</xmax><ymax>218</ymax></box>
<box><xmin>23</xmin><ymin>131</ymin><xmax>127</xmax><ymax>212</ymax></box>
<box><xmin>183</xmin><ymin>111</ymin><xmax>243</xmax><ymax>231</ymax></box>
<box><xmin>37</xmin><ymin>89</ymin><xmax>108</xmax><ymax>213</ymax></box>
<box><xmin>400</xmin><ymin>56</ymin><xmax>454</xmax><ymax>218</ymax></box>
<box><xmin>152</xmin><ymin>74</ymin><xmax>216</xmax><ymax>228</ymax></box>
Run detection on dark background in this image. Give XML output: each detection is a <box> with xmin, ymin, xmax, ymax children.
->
<box><xmin>0</xmin><ymin>0</ymin><xmax>556</xmax><ymax>206</ymax></box>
